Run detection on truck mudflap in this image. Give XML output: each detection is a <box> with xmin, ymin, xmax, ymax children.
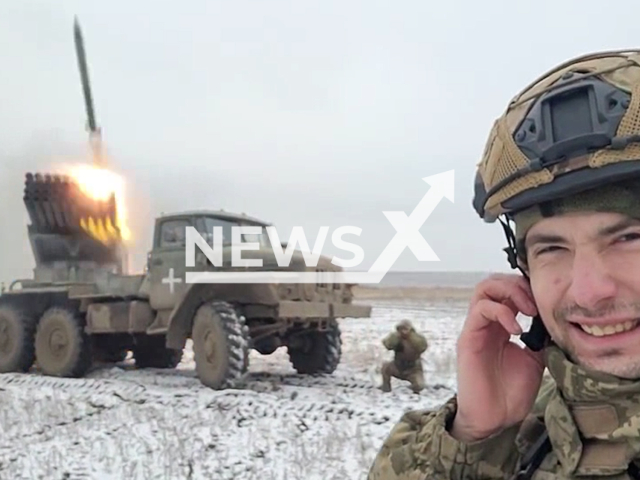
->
<box><xmin>277</xmin><ymin>301</ymin><xmax>372</xmax><ymax>319</ymax></box>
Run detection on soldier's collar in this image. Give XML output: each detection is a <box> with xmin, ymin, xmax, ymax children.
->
<box><xmin>542</xmin><ymin>344</ymin><xmax>640</xmax><ymax>476</ymax></box>
<box><xmin>543</xmin><ymin>344</ymin><xmax>640</xmax><ymax>402</ymax></box>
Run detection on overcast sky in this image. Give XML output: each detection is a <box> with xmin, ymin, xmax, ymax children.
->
<box><xmin>0</xmin><ymin>0</ymin><xmax>637</xmax><ymax>284</ymax></box>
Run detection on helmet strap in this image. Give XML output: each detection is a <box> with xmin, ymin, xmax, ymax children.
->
<box><xmin>499</xmin><ymin>215</ymin><xmax>524</xmax><ymax>275</ymax></box>
<box><xmin>498</xmin><ymin>215</ymin><xmax>551</xmax><ymax>351</ymax></box>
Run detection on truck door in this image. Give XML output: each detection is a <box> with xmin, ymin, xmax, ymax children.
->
<box><xmin>147</xmin><ymin>217</ymin><xmax>192</xmax><ymax>310</ymax></box>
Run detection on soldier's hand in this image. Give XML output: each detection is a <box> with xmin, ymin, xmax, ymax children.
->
<box><xmin>450</xmin><ymin>273</ymin><xmax>545</xmax><ymax>443</ymax></box>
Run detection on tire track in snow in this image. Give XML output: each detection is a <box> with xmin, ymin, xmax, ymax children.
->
<box><xmin>0</xmin><ymin>370</ymin><xmax>406</xmax><ymax>459</ymax></box>
<box><xmin>0</xmin><ymin>373</ymin><xmax>148</xmax><ymax>400</ymax></box>
<box><xmin>245</xmin><ymin>371</ymin><xmax>451</xmax><ymax>392</ymax></box>
<box><xmin>0</xmin><ymin>369</ymin><xmax>452</xmax><ymax>423</ymax></box>
<box><xmin>0</xmin><ymin>303</ymin><xmax>464</xmax><ymax>480</ymax></box>
<box><xmin>93</xmin><ymin>367</ymin><xmax>452</xmax><ymax>394</ymax></box>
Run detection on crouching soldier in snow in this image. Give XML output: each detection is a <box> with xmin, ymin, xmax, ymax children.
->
<box><xmin>380</xmin><ymin>320</ymin><xmax>428</xmax><ymax>393</ymax></box>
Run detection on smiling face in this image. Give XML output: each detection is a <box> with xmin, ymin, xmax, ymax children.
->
<box><xmin>525</xmin><ymin>211</ymin><xmax>640</xmax><ymax>378</ymax></box>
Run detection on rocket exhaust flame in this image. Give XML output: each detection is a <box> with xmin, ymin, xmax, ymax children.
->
<box><xmin>23</xmin><ymin>165</ymin><xmax>131</xmax><ymax>247</ymax></box>
<box><xmin>80</xmin><ymin>216</ymin><xmax>119</xmax><ymax>245</ymax></box>
<box><xmin>63</xmin><ymin>164</ymin><xmax>131</xmax><ymax>242</ymax></box>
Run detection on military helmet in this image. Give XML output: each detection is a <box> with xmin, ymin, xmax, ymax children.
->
<box><xmin>473</xmin><ymin>49</ymin><xmax>640</xmax><ymax>223</ymax></box>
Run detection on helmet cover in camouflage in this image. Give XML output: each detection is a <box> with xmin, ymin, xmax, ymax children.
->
<box><xmin>472</xmin><ymin>49</ymin><xmax>640</xmax><ymax>224</ymax></box>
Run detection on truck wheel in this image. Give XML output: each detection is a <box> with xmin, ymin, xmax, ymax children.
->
<box><xmin>35</xmin><ymin>306</ymin><xmax>92</xmax><ymax>377</ymax></box>
<box><xmin>288</xmin><ymin>321</ymin><xmax>342</xmax><ymax>374</ymax></box>
<box><xmin>133</xmin><ymin>335</ymin><xmax>182</xmax><ymax>368</ymax></box>
<box><xmin>192</xmin><ymin>301</ymin><xmax>249</xmax><ymax>390</ymax></box>
<box><xmin>0</xmin><ymin>304</ymin><xmax>37</xmax><ymax>373</ymax></box>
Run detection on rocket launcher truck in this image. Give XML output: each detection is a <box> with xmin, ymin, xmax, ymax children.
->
<box><xmin>0</xmin><ymin>17</ymin><xmax>371</xmax><ymax>389</ymax></box>
<box><xmin>0</xmin><ymin>172</ymin><xmax>372</xmax><ymax>389</ymax></box>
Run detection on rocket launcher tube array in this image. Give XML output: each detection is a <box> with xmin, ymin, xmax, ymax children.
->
<box><xmin>23</xmin><ymin>172</ymin><xmax>122</xmax><ymax>245</ymax></box>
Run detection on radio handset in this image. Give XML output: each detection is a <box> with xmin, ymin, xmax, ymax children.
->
<box><xmin>519</xmin><ymin>314</ymin><xmax>549</xmax><ymax>352</ymax></box>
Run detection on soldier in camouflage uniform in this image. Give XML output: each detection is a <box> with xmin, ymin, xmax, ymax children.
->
<box><xmin>368</xmin><ymin>49</ymin><xmax>640</xmax><ymax>479</ymax></box>
<box><xmin>380</xmin><ymin>320</ymin><xmax>428</xmax><ymax>393</ymax></box>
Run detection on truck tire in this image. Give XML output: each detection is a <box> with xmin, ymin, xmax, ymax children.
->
<box><xmin>35</xmin><ymin>306</ymin><xmax>92</xmax><ymax>377</ymax></box>
<box><xmin>133</xmin><ymin>335</ymin><xmax>182</xmax><ymax>368</ymax></box>
<box><xmin>0</xmin><ymin>304</ymin><xmax>37</xmax><ymax>373</ymax></box>
<box><xmin>192</xmin><ymin>301</ymin><xmax>249</xmax><ymax>390</ymax></box>
<box><xmin>288</xmin><ymin>321</ymin><xmax>342</xmax><ymax>374</ymax></box>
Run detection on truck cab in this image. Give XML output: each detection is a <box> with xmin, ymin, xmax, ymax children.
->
<box><xmin>145</xmin><ymin>210</ymin><xmax>278</xmax><ymax>310</ymax></box>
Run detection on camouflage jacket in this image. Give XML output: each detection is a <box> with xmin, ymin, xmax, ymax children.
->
<box><xmin>368</xmin><ymin>344</ymin><xmax>640</xmax><ymax>479</ymax></box>
<box><xmin>382</xmin><ymin>331</ymin><xmax>428</xmax><ymax>370</ymax></box>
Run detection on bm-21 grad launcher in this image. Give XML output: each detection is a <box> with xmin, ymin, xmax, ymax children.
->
<box><xmin>0</xmin><ymin>17</ymin><xmax>371</xmax><ymax>388</ymax></box>
<box><xmin>23</xmin><ymin>172</ymin><xmax>124</xmax><ymax>282</ymax></box>
<box><xmin>19</xmin><ymin>16</ymin><xmax>127</xmax><ymax>283</ymax></box>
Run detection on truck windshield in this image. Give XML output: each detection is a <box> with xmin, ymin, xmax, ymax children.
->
<box><xmin>199</xmin><ymin>217</ymin><xmax>271</xmax><ymax>249</ymax></box>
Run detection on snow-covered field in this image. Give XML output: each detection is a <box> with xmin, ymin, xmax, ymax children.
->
<box><xmin>0</xmin><ymin>298</ymin><xmax>472</xmax><ymax>480</ymax></box>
